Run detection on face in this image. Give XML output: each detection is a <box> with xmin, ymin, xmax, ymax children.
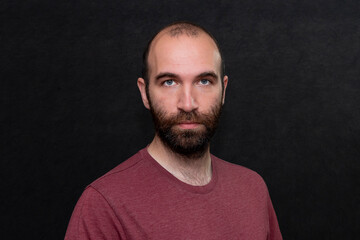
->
<box><xmin>138</xmin><ymin>31</ymin><xmax>228</xmax><ymax>158</ymax></box>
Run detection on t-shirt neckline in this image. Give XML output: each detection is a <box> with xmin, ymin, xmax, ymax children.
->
<box><xmin>139</xmin><ymin>148</ymin><xmax>218</xmax><ymax>194</ymax></box>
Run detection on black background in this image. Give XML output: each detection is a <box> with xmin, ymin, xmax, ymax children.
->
<box><xmin>2</xmin><ymin>0</ymin><xmax>360</xmax><ymax>239</ymax></box>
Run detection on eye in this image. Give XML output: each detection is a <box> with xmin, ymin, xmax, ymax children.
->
<box><xmin>163</xmin><ymin>79</ymin><xmax>176</xmax><ymax>86</ymax></box>
<box><xmin>199</xmin><ymin>79</ymin><xmax>211</xmax><ymax>85</ymax></box>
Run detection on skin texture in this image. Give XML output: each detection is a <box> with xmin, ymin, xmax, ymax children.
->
<box><xmin>137</xmin><ymin>28</ymin><xmax>228</xmax><ymax>186</ymax></box>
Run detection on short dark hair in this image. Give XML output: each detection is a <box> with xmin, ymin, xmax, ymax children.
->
<box><xmin>141</xmin><ymin>21</ymin><xmax>225</xmax><ymax>86</ymax></box>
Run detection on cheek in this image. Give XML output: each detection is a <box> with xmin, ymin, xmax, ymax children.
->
<box><xmin>197</xmin><ymin>89</ymin><xmax>223</xmax><ymax>105</ymax></box>
<box><xmin>200</xmin><ymin>96</ymin><xmax>221</xmax><ymax>108</ymax></box>
<box><xmin>149</xmin><ymin>90</ymin><xmax>177</xmax><ymax>111</ymax></box>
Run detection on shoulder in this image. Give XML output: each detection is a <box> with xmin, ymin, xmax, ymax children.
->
<box><xmin>88</xmin><ymin>148</ymin><xmax>152</xmax><ymax>196</ymax></box>
<box><xmin>95</xmin><ymin>149</ymin><xmax>145</xmax><ymax>180</ymax></box>
<box><xmin>212</xmin><ymin>154</ymin><xmax>269</xmax><ymax>192</ymax></box>
<box><xmin>213</xmin><ymin>154</ymin><xmax>263</xmax><ymax>179</ymax></box>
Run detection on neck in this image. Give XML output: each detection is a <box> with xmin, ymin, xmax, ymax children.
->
<box><xmin>147</xmin><ymin>135</ymin><xmax>212</xmax><ymax>186</ymax></box>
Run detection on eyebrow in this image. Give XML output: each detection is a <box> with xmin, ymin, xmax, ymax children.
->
<box><xmin>155</xmin><ymin>72</ymin><xmax>179</xmax><ymax>81</ymax></box>
<box><xmin>155</xmin><ymin>71</ymin><xmax>219</xmax><ymax>81</ymax></box>
<box><xmin>196</xmin><ymin>71</ymin><xmax>219</xmax><ymax>80</ymax></box>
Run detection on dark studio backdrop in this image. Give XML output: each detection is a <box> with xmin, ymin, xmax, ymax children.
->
<box><xmin>2</xmin><ymin>0</ymin><xmax>359</xmax><ymax>239</ymax></box>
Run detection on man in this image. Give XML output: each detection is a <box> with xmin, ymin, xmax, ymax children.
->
<box><xmin>65</xmin><ymin>22</ymin><xmax>282</xmax><ymax>239</ymax></box>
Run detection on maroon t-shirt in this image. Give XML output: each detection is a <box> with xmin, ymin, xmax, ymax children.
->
<box><xmin>65</xmin><ymin>148</ymin><xmax>282</xmax><ymax>239</ymax></box>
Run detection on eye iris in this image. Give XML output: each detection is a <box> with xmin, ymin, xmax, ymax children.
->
<box><xmin>201</xmin><ymin>79</ymin><xmax>209</xmax><ymax>85</ymax></box>
<box><xmin>165</xmin><ymin>80</ymin><xmax>174</xmax><ymax>85</ymax></box>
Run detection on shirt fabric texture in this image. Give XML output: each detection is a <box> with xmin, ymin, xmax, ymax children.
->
<box><xmin>65</xmin><ymin>148</ymin><xmax>282</xmax><ymax>240</ymax></box>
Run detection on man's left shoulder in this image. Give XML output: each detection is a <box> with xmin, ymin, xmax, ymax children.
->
<box><xmin>212</xmin><ymin>154</ymin><xmax>268</xmax><ymax>188</ymax></box>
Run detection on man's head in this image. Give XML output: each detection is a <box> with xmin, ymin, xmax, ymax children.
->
<box><xmin>138</xmin><ymin>22</ymin><xmax>228</xmax><ymax>159</ymax></box>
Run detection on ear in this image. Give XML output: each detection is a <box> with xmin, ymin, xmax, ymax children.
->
<box><xmin>221</xmin><ymin>75</ymin><xmax>228</xmax><ymax>105</ymax></box>
<box><xmin>137</xmin><ymin>77</ymin><xmax>150</xmax><ymax>109</ymax></box>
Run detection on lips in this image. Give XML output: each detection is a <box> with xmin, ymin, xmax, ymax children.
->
<box><xmin>177</xmin><ymin>122</ymin><xmax>200</xmax><ymax>129</ymax></box>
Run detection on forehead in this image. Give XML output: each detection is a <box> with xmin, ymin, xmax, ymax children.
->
<box><xmin>147</xmin><ymin>31</ymin><xmax>221</xmax><ymax>78</ymax></box>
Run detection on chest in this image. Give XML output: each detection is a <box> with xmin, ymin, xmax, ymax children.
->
<box><xmin>111</xmin><ymin>188</ymin><xmax>270</xmax><ymax>240</ymax></box>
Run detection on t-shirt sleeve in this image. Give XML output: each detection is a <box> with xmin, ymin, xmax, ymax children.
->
<box><xmin>64</xmin><ymin>186</ymin><xmax>126</xmax><ymax>240</ymax></box>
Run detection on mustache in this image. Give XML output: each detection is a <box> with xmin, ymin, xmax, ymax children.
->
<box><xmin>171</xmin><ymin>110</ymin><xmax>200</xmax><ymax>123</ymax></box>
<box><xmin>154</xmin><ymin>107</ymin><xmax>221</xmax><ymax>128</ymax></box>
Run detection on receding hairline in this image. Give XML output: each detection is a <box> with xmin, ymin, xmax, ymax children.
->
<box><xmin>142</xmin><ymin>22</ymin><xmax>225</xmax><ymax>87</ymax></box>
<box><xmin>149</xmin><ymin>23</ymin><xmax>219</xmax><ymax>55</ymax></box>
<box><xmin>160</xmin><ymin>23</ymin><xmax>204</xmax><ymax>38</ymax></box>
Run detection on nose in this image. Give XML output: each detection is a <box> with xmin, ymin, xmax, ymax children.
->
<box><xmin>177</xmin><ymin>85</ymin><xmax>198</xmax><ymax>112</ymax></box>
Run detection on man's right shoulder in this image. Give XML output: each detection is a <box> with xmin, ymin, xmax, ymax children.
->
<box><xmin>87</xmin><ymin>148</ymin><xmax>149</xmax><ymax>194</ymax></box>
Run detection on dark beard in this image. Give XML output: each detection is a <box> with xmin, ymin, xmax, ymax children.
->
<box><xmin>149</xmin><ymin>102</ymin><xmax>222</xmax><ymax>159</ymax></box>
